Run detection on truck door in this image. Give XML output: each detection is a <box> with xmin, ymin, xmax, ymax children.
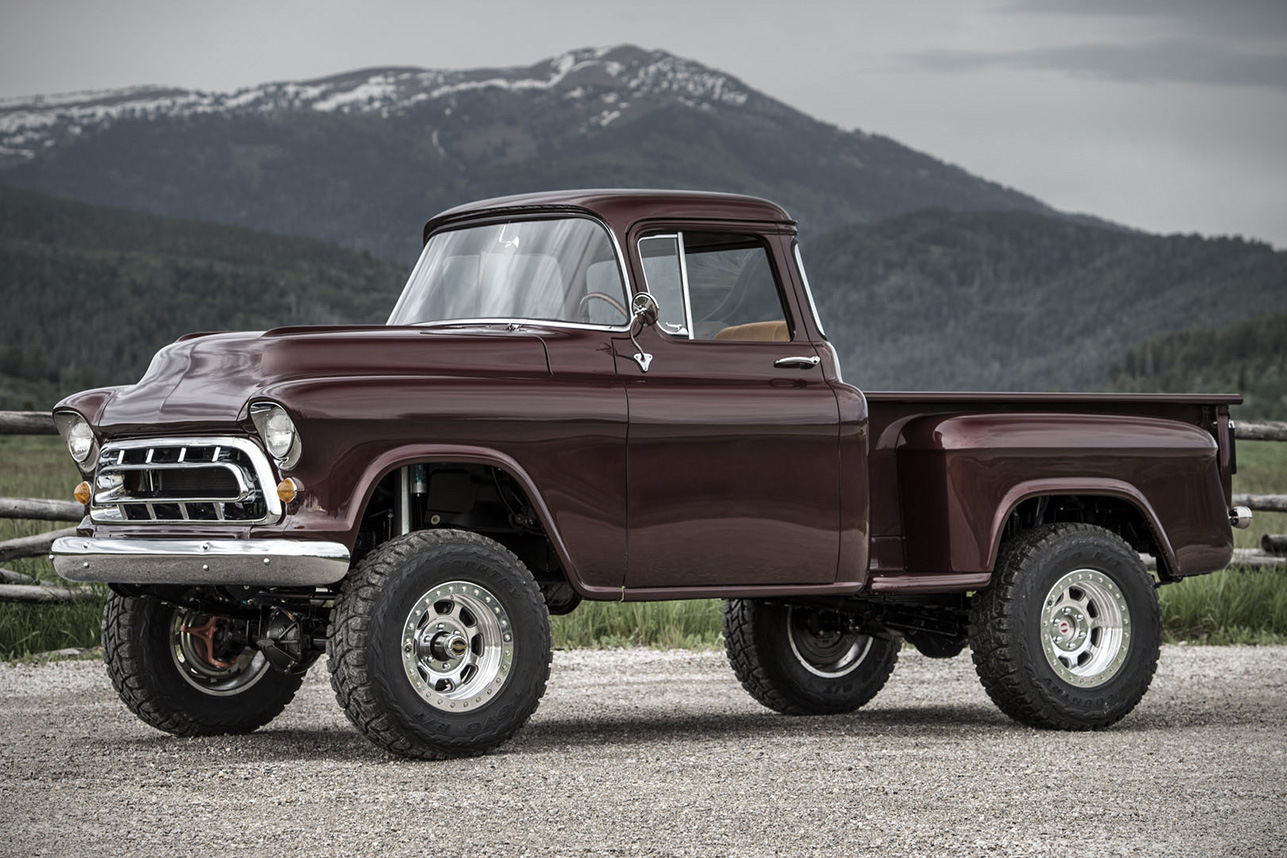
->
<box><xmin>618</xmin><ymin>229</ymin><xmax>842</xmax><ymax>590</ymax></box>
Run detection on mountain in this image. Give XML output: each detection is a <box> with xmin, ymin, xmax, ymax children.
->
<box><xmin>805</xmin><ymin>208</ymin><xmax>1287</xmax><ymax>394</ymax></box>
<box><xmin>0</xmin><ymin>45</ymin><xmax>1053</xmax><ymax>264</ymax></box>
<box><xmin>0</xmin><ymin>185</ymin><xmax>403</xmax><ymax>410</ymax></box>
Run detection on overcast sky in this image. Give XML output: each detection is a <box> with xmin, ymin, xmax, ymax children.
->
<box><xmin>2</xmin><ymin>0</ymin><xmax>1285</xmax><ymax>247</ymax></box>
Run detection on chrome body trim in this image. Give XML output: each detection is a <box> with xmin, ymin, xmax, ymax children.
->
<box><xmin>90</xmin><ymin>436</ymin><xmax>281</xmax><ymax>526</ymax></box>
<box><xmin>407</xmin><ymin>317</ymin><xmax>634</xmax><ymax>333</ymax></box>
<box><xmin>677</xmin><ymin>232</ymin><xmax>696</xmax><ymax>338</ymax></box>
<box><xmin>792</xmin><ymin>241</ymin><xmax>828</xmax><ymax>341</ymax></box>
<box><xmin>52</xmin><ymin>536</ymin><xmax>351</xmax><ymax>586</ymax></box>
<box><xmin>774</xmin><ymin>356</ymin><xmax>821</xmax><ymax>369</ymax></box>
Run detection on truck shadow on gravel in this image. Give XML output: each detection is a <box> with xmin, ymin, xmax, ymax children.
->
<box><xmin>118</xmin><ymin>728</ymin><xmax>392</xmax><ymax>762</ymax></box>
<box><xmin>104</xmin><ymin>705</ymin><xmax>1013</xmax><ymax>764</ymax></box>
<box><xmin>517</xmin><ymin>704</ymin><xmax>1014</xmax><ymax>748</ymax></box>
<box><xmin>109</xmin><ymin>701</ymin><xmax>1240</xmax><ymax>763</ymax></box>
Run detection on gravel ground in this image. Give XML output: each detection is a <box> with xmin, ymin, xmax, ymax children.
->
<box><xmin>2</xmin><ymin>645</ymin><xmax>1284</xmax><ymax>858</ymax></box>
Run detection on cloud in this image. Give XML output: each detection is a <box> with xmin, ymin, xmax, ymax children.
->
<box><xmin>1005</xmin><ymin>0</ymin><xmax>1287</xmax><ymax>43</ymax></box>
<box><xmin>912</xmin><ymin>40</ymin><xmax>1287</xmax><ymax>90</ymax></box>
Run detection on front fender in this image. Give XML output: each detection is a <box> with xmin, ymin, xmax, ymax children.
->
<box><xmin>247</xmin><ymin>372</ymin><xmax>629</xmax><ymax>597</ymax></box>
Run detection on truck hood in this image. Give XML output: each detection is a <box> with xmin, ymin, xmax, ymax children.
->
<box><xmin>79</xmin><ymin>325</ymin><xmax>551</xmax><ymax>436</ymax></box>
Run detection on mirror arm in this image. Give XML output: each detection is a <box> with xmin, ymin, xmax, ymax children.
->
<box><xmin>628</xmin><ymin>292</ymin><xmax>659</xmax><ymax>373</ymax></box>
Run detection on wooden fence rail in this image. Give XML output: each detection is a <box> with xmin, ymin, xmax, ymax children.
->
<box><xmin>2</xmin><ymin>414</ymin><xmax>1286</xmax><ymax>605</ymax></box>
<box><xmin>0</xmin><ymin>410</ymin><xmax>56</xmax><ymax>435</ymax></box>
<box><xmin>1234</xmin><ymin>494</ymin><xmax>1287</xmax><ymax>513</ymax></box>
<box><xmin>0</xmin><ymin>527</ymin><xmax>78</xmax><ymax>564</ymax></box>
<box><xmin>0</xmin><ymin>497</ymin><xmax>84</xmax><ymax>521</ymax></box>
<box><xmin>1236</xmin><ymin>420</ymin><xmax>1287</xmax><ymax>442</ymax></box>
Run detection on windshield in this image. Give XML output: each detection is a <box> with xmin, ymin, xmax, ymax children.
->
<box><xmin>388</xmin><ymin>217</ymin><xmax>629</xmax><ymax>327</ymax></box>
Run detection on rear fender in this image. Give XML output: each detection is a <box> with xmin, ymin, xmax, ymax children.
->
<box><xmin>896</xmin><ymin>412</ymin><xmax>1232</xmax><ymax>578</ymax></box>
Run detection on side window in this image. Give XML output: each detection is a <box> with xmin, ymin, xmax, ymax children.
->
<box><xmin>793</xmin><ymin>241</ymin><xmax>827</xmax><ymax>340</ymax></box>
<box><xmin>637</xmin><ymin>235</ymin><xmax>690</xmax><ymax>336</ymax></box>
<box><xmin>636</xmin><ymin>231</ymin><xmax>791</xmax><ymax>342</ymax></box>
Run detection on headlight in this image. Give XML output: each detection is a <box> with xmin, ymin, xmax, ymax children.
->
<box><xmin>54</xmin><ymin>411</ymin><xmax>98</xmax><ymax>467</ymax></box>
<box><xmin>250</xmin><ymin>402</ymin><xmax>302</xmax><ymax>470</ymax></box>
<box><xmin>67</xmin><ymin>421</ymin><xmax>95</xmax><ymax>462</ymax></box>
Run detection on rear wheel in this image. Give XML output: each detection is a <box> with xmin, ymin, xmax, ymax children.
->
<box><xmin>328</xmin><ymin>529</ymin><xmax>551</xmax><ymax>759</ymax></box>
<box><xmin>102</xmin><ymin>592</ymin><xmax>303</xmax><ymax>736</ymax></box>
<box><xmin>723</xmin><ymin>599</ymin><xmax>898</xmax><ymax>715</ymax></box>
<box><xmin>968</xmin><ymin>523</ymin><xmax>1161</xmax><ymax>730</ymax></box>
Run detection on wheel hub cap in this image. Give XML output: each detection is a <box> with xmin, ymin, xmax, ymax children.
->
<box><xmin>401</xmin><ymin>581</ymin><xmax>514</xmax><ymax>712</ymax></box>
<box><xmin>169</xmin><ymin>610</ymin><xmax>269</xmax><ymax>696</ymax></box>
<box><xmin>1040</xmin><ymin>569</ymin><xmax>1131</xmax><ymax>688</ymax></box>
<box><xmin>785</xmin><ymin>606</ymin><xmax>874</xmax><ymax>679</ymax></box>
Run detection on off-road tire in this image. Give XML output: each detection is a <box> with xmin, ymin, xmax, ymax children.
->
<box><xmin>968</xmin><ymin>523</ymin><xmax>1162</xmax><ymax>730</ymax></box>
<box><xmin>723</xmin><ymin>599</ymin><xmax>898</xmax><ymax>715</ymax></box>
<box><xmin>327</xmin><ymin>529</ymin><xmax>551</xmax><ymax>760</ymax></box>
<box><xmin>102</xmin><ymin>592</ymin><xmax>303</xmax><ymax>736</ymax></box>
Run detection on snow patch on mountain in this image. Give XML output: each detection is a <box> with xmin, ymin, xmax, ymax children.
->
<box><xmin>0</xmin><ymin>46</ymin><xmax>755</xmax><ymax>163</ymax></box>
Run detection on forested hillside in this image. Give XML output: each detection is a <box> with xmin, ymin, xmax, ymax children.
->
<box><xmin>0</xmin><ymin>186</ymin><xmax>403</xmax><ymax>409</ymax></box>
<box><xmin>3</xmin><ymin>187</ymin><xmax>1283</xmax><ymax>412</ymax></box>
<box><xmin>1104</xmin><ymin>313</ymin><xmax>1287</xmax><ymax>419</ymax></box>
<box><xmin>806</xmin><ymin>209</ymin><xmax>1287</xmax><ymax>392</ymax></box>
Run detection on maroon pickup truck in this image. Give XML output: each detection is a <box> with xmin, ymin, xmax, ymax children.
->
<box><xmin>51</xmin><ymin>190</ymin><xmax>1250</xmax><ymax>760</ymax></box>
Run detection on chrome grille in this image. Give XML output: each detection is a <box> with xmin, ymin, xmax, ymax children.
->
<box><xmin>91</xmin><ymin>437</ymin><xmax>281</xmax><ymax>525</ymax></box>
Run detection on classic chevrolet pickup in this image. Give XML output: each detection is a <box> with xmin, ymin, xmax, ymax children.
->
<box><xmin>52</xmin><ymin>190</ymin><xmax>1250</xmax><ymax>759</ymax></box>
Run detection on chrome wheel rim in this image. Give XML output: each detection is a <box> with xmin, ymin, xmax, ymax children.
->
<box><xmin>1041</xmin><ymin>568</ymin><xmax>1131</xmax><ymax>687</ymax></box>
<box><xmin>401</xmin><ymin>580</ymin><xmax>514</xmax><ymax>712</ymax></box>
<box><xmin>170</xmin><ymin>610</ymin><xmax>269</xmax><ymax>696</ymax></box>
<box><xmin>786</xmin><ymin>606</ymin><xmax>873</xmax><ymax>678</ymax></box>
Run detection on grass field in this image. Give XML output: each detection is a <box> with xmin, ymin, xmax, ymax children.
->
<box><xmin>1155</xmin><ymin>437</ymin><xmax>1287</xmax><ymax>645</ymax></box>
<box><xmin>0</xmin><ymin>434</ymin><xmax>103</xmax><ymax>657</ymax></box>
<box><xmin>2</xmin><ymin>434</ymin><xmax>1285</xmax><ymax>658</ymax></box>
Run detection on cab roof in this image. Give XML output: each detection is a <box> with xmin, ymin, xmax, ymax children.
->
<box><xmin>422</xmin><ymin>189</ymin><xmax>795</xmax><ymax>244</ymax></box>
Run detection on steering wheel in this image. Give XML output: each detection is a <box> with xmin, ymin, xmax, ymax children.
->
<box><xmin>576</xmin><ymin>291</ymin><xmax>628</xmax><ymax>323</ymax></box>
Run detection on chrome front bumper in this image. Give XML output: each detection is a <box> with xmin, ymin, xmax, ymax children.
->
<box><xmin>52</xmin><ymin>537</ymin><xmax>351</xmax><ymax>586</ymax></box>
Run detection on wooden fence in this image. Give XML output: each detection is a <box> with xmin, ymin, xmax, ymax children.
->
<box><xmin>2</xmin><ymin>411</ymin><xmax>1286</xmax><ymax>604</ymax></box>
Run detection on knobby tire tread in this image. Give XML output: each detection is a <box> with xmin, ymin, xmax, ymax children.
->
<box><xmin>327</xmin><ymin>529</ymin><xmax>551</xmax><ymax>760</ymax></box>
<box><xmin>102</xmin><ymin>593</ymin><xmax>302</xmax><ymax>737</ymax></box>
<box><xmin>722</xmin><ymin>598</ymin><xmax>898</xmax><ymax>716</ymax></box>
<box><xmin>968</xmin><ymin>523</ymin><xmax>1161</xmax><ymax>730</ymax></box>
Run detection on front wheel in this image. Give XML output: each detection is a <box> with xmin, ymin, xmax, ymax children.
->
<box><xmin>723</xmin><ymin>599</ymin><xmax>898</xmax><ymax>715</ymax></box>
<box><xmin>327</xmin><ymin>530</ymin><xmax>552</xmax><ymax>759</ymax></box>
<box><xmin>102</xmin><ymin>593</ymin><xmax>304</xmax><ymax>736</ymax></box>
<box><xmin>968</xmin><ymin>523</ymin><xmax>1162</xmax><ymax>730</ymax></box>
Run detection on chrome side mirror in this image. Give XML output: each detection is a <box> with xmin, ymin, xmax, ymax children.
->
<box><xmin>629</xmin><ymin>292</ymin><xmax>659</xmax><ymax>372</ymax></box>
<box><xmin>631</xmin><ymin>291</ymin><xmax>659</xmax><ymax>327</ymax></box>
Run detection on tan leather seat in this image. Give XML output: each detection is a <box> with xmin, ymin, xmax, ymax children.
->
<box><xmin>712</xmin><ymin>320</ymin><xmax>790</xmax><ymax>342</ymax></box>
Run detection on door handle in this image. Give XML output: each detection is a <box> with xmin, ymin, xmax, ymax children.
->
<box><xmin>773</xmin><ymin>356</ymin><xmax>820</xmax><ymax>369</ymax></box>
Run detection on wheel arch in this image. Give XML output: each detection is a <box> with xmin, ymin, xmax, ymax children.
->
<box><xmin>986</xmin><ymin>482</ymin><xmax>1176</xmax><ymax>580</ymax></box>
<box><xmin>346</xmin><ymin>444</ymin><xmax>588</xmax><ymax>596</ymax></box>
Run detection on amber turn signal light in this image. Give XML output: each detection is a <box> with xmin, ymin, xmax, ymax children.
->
<box><xmin>73</xmin><ymin>481</ymin><xmax>91</xmax><ymax>505</ymax></box>
<box><xmin>276</xmin><ymin>478</ymin><xmax>300</xmax><ymax>504</ymax></box>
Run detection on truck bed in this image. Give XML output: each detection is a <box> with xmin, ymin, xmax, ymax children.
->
<box><xmin>859</xmin><ymin>391</ymin><xmax>1240</xmax><ymax>587</ymax></box>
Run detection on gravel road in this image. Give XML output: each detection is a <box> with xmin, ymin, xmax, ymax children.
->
<box><xmin>2</xmin><ymin>645</ymin><xmax>1284</xmax><ymax>857</ymax></box>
